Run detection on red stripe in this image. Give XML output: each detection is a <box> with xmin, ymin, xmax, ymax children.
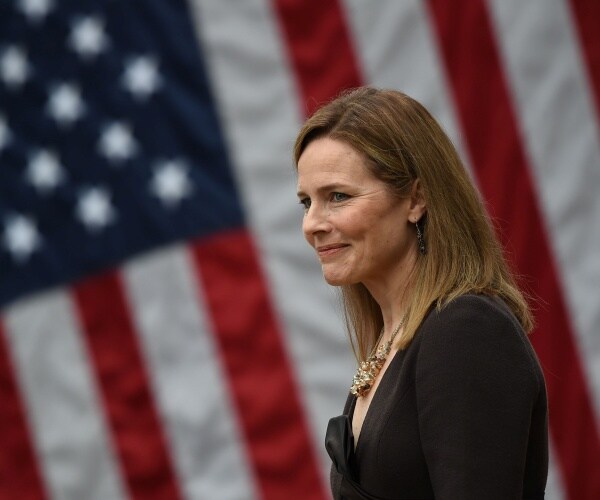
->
<box><xmin>568</xmin><ymin>0</ymin><xmax>600</xmax><ymax>125</ymax></box>
<box><xmin>0</xmin><ymin>320</ymin><xmax>47</xmax><ymax>500</ymax></box>
<box><xmin>190</xmin><ymin>229</ymin><xmax>328</xmax><ymax>500</ymax></box>
<box><xmin>72</xmin><ymin>272</ymin><xmax>182</xmax><ymax>500</ymax></box>
<box><xmin>272</xmin><ymin>0</ymin><xmax>362</xmax><ymax>115</ymax></box>
<box><xmin>426</xmin><ymin>1</ymin><xmax>600</xmax><ymax>498</ymax></box>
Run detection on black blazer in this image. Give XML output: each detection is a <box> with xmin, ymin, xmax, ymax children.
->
<box><xmin>327</xmin><ymin>294</ymin><xmax>548</xmax><ymax>500</ymax></box>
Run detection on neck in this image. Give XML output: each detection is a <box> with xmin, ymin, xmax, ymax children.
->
<box><xmin>363</xmin><ymin>255</ymin><xmax>417</xmax><ymax>343</ymax></box>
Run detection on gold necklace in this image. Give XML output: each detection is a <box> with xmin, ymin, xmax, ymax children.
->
<box><xmin>350</xmin><ymin>317</ymin><xmax>405</xmax><ymax>397</ymax></box>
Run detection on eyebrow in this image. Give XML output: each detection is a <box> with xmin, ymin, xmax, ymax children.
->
<box><xmin>296</xmin><ymin>183</ymin><xmax>351</xmax><ymax>198</ymax></box>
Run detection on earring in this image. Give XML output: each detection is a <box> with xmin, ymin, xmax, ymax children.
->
<box><xmin>415</xmin><ymin>218</ymin><xmax>426</xmax><ymax>255</ymax></box>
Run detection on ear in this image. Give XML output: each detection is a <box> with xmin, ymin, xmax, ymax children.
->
<box><xmin>407</xmin><ymin>179</ymin><xmax>427</xmax><ymax>222</ymax></box>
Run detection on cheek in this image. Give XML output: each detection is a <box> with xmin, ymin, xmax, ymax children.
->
<box><xmin>363</xmin><ymin>220</ymin><xmax>406</xmax><ymax>257</ymax></box>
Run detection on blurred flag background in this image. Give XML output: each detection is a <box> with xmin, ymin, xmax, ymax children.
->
<box><xmin>0</xmin><ymin>0</ymin><xmax>598</xmax><ymax>499</ymax></box>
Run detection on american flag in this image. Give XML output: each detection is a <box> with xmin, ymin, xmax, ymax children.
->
<box><xmin>0</xmin><ymin>0</ymin><xmax>598</xmax><ymax>499</ymax></box>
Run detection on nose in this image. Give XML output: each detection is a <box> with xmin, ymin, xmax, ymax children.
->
<box><xmin>302</xmin><ymin>204</ymin><xmax>331</xmax><ymax>244</ymax></box>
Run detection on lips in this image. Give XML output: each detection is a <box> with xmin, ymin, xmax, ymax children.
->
<box><xmin>316</xmin><ymin>243</ymin><xmax>349</xmax><ymax>258</ymax></box>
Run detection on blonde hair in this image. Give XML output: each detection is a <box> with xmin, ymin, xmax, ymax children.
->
<box><xmin>294</xmin><ymin>87</ymin><xmax>533</xmax><ymax>361</ymax></box>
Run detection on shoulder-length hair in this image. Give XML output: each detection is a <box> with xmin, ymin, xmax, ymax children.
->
<box><xmin>293</xmin><ymin>87</ymin><xmax>533</xmax><ymax>361</ymax></box>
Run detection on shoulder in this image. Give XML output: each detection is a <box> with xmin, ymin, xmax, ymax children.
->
<box><xmin>418</xmin><ymin>293</ymin><xmax>525</xmax><ymax>346</ymax></box>
<box><xmin>414</xmin><ymin>294</ymin><xmax>542</xmax><ymax>384</ymax></box>
<box><xmin>423</xmin><ymin>293</ymin><xmax>520</xmax><ymax>333</ymax></box>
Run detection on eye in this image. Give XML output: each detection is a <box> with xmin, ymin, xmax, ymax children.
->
<box><xmin>299</xmin><ymin>197</ymin><xmax>311</xmax><ymax>210</ymax></box>
<box><xmin>331</xmin><ymin>192</ymin><xmax>348</xmax><ymax>202</ymax></box>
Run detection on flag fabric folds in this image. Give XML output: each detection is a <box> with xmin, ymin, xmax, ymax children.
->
<box><xmin>0</xmin><ymin>0</ymin><xmax>598</xmax><ymax>499</ymax></box>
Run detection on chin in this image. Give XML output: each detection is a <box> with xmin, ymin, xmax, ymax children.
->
<box><xmin>322</xmin><ymin>271</ymin><xmax>354</xmax><ymax>287</ymax></box>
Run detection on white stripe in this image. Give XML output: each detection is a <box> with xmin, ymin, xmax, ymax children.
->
<box><xmin>346</xmin><ymin>1</ymin><xmax>571</xmax><ymax>497</ymax></box>
<box><xmin>187</xmin><ymin>0</ymin><xmax>354</xmax><ymax>481</ymax></box>
<box><xmin>123</xmin><ymin>245</ymin><xmax>257</xmax><ymax>500</ymax></box>
<box><xmin>546</xmin><ymin>439</ymin><xmax>566</xmax><ymax>500</ymax></box>
<box><xmin>4</xmin><ymin>290</ymin><xmax>127</xmax><ymax>500</ymax></box>
<box><xmin>488</xmin><ymin>0</ymin><xmax>600</xmax><ymax>420</ymax></box>
<box><xmin>342</xmin><ymin>0</ymin><xmax>471</xmax><ymax>172</ymax></box>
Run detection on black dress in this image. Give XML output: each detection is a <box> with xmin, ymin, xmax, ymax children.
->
<box><xmin>326</xmin><ymin>294</ymin><xmax>548</xmax><ymax>500</ymax></box>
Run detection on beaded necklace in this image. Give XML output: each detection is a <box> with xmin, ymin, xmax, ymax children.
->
<box><xmin>350</xmin><ymin>317</ymin><xmax>405</xmax><ymax>397</ymax></box>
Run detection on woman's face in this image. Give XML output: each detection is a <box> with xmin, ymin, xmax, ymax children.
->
<box><xmin>297</xmin><ymin>137</ymin><xmax>419</xmax><ymax>287</ymax></box>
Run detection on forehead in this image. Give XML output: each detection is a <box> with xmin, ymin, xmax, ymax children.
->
<box><xmin>296</xmin><ymin>137</ymin><xmax>375</xmax><ymax>190</ymax></box>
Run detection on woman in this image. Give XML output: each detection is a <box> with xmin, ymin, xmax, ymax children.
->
<box><xmin>294</xmin><ymin>87</ymin><xmax>548</xmax><ymax>499</ymax></box>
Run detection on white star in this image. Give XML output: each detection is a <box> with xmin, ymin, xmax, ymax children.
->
<box><xmin>46</xmin><ymin>83</ymin><xmax>85</xmax><ymax>126</ymax></box>
<box><xmin>25</xmin><ymin>150</ymin><xmax>65</xmax><ymax>193</ymax></box>
<box><xmin>17</xmin><ymin>0</ymin><xmax>53</xmax><ymax>23</ymax></box>
<box><xmin>0</xmin><ymin>115</ymin><xmax>11</xmax><ymax>152</ymax></box>
<box><xmin>69</xmin><ymin>16</ymin><xmax>109</xmax><ymax>59</ymax></box>
<box><xmin>150</xmin><ymin>159</ymin><xmax>193</xmax><ymax>208</ymax></box>
<box><xmin>3</xmin><ymin>214</ymin><xmax>42</xmax><ymax>263</ymax></box>
<box><xmin>97</xmin><ymin>122</ymin><xmax>137</xmax><ymax>163</ymax></box>
<box><xmin>0</xmin><ymin>46</ymin><xmax>31</xmax><ymax>89</ymax></box>
<box><xmin>76</xmin><ymin>187</ymin><xmax>116</xmax><ymax>232</ymax></box>
<box><xmin>122</xmin><ymin>56</ymin><xmax>162</xmax><ymax>100</ymax></box>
